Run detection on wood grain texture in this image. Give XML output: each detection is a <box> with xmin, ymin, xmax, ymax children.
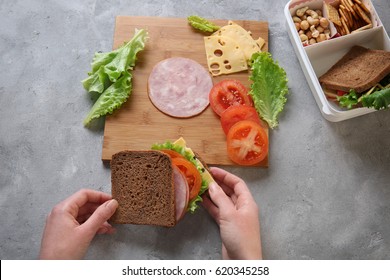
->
<box><xmin>102</xmin><ymin>16</ymin><xmax>269</xmax><ymax>166</ymax></box>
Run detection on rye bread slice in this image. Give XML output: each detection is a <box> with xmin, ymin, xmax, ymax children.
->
<box><xmin>110</xmin><ymin>150</ymin><xmax>176</xmax><ymax>227</ymax></box>
<box><xmin>319</xmin><ymin>46</ymin><xmax>390</xmax><ymax>93</ymax></box>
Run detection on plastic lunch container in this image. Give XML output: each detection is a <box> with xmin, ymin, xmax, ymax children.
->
<box><xmin>284</xmin><ymin>0</ymin><xmax>390</xmax><ymax>122</ymax></box>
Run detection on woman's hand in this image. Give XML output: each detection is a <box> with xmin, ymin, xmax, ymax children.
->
<box><xmin>39</xmin><ymin>189</ymin><xmax>118</xmax><ymax>259</ymax></box>
<box><xmin>202</xmin><ymin>167</ymin><xmax>262</xmax><ymax>260</ymax></box>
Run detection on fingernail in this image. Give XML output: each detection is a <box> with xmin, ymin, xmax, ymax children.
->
<box><xmin>106</xmin><ymin>199</ymin><xmax>118</xmax><ymax>210</ymax></box>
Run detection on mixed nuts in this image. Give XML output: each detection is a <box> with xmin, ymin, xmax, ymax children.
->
<box><xmin>293</xmin><ymin>7</ymin><xmax>330</xmax><ymax>46</ymax></box>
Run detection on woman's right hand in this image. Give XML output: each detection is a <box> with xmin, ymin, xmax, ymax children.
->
<box><xmin>202</xmin><ymin>167</ymin><xmax>262</xmax><ymax>260</ymax></box>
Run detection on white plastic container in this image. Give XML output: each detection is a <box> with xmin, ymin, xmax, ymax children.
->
<box><xmin>285</xmin><ymin>0</ymin><xmax>390</xmax><ymax>122</ymax></box>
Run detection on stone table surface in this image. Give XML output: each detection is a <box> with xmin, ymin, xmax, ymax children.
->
<box><xmin>1</xmin><ymin>0</ymin><xmax>389</xmax><ymax>260</ymax></box>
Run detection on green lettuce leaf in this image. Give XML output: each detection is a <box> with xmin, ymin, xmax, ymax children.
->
<box><xmin>187</xmin><ymin>15</ymin><xmax>220</xmax><ymax>33</ymax></box>
<box><xmin>249</xmin><ymin>52</ymin><xmax>288</xmax><ymax>129</ymax></box>
<box><xmin>82</xmin><ymin>28</ymin><xmax>148</xmax><ymax>93</ymax></box>
<box><xmin>337</xmin><ymin>88</ymin><xmax>390</xmax><ymax>110</ymax></box>
<box><xmin>82</xmin><ymin>66</ymin><xmax>110</xmax><ymax>94</ymax></box>
<box><xmin>82</xmin><ymin>29</ymin><xmax>148</xmax><ymax>126</ymax></box>
<box><xmin>361</xmin><ymin>88</ymin><xmax>390</xmax><ymax>110</ymax></box>
<box><xmin>337</xmin><ymin>89</ymin><xmax>359</xmax><ymax>109</ymax></box>
<box><xmin>187</xmin><ymin>196</ymin><xmax>203</xmax><ymax>213</ymax></box>
<box><xmin>83</xmin><ymin>71</ymin><xmax>132</xmax><ymax>126</ymax></box>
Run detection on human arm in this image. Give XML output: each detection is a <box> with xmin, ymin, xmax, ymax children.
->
<box><xmin>39</xmin><ymin>189</ymin><xmax>118</xmax><ymax>260</ymax></box>
<box><xmin>202</xmin><ymin>167</ymin><xmax>262</xmax><ymax>260</ymax></box>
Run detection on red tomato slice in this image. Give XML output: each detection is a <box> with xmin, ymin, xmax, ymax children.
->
<box><xmin>227</xmin><ymin>120</ymin><xmax>268</xmax><ymax>166</ymax></box>
<box><xmin>209</xmin><ymin>79</ymin><xmax>253</xmax><ymax>116</ymax></box>
<box><xmin>160</xmin><ymin>149</ymin><xmax>185</xmax><ymax>159</ymax></box>
<box><xmin>220</xmin><ymin>104</ymin><xmax>267</xmax><ymax>135</ymax></box>
<box><xmin>171</xmin><ymin>157</ymin><xmax>202</xmax><ymax>201</ymax></box>
<box><xmin>337</xmin><ymin>90</ymin><xmax>347</xmax><ymax>96</ymax></box>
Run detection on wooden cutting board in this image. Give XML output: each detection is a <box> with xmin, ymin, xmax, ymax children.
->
<box><xmin>102</xmin><ymin>16</ymin><xmax>269</xmax><ymax>166</ymax></box>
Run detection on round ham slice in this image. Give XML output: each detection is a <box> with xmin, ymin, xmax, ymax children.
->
<box><xmin>172</xmin><ymin>165</ymin><xmax>189</xmax><ymax>222</ymax></box>
<box><xmin>148</xmin><ymin>57</ymin><xmax>213</xmax><ymax>118</ymax></box>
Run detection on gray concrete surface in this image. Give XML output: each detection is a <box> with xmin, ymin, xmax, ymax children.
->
<box><xmin>0</xmin><ymin>0</ymin><xmax>389</xmax><ymax>260</ymax></box>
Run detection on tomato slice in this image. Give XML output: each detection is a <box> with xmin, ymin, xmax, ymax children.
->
<box><xmin>209</xmin><ymin>79</ymin><xmax>253</xmax><ymax>116</ymax></box>
<box><xmin>160</xmin><ymin>149</ymin><xmax>186</xmax><ymax>159</ymax></box>
<box><xmin>220</xmin><ymin>104</ymin><xmax>267</xmax><ymax>135</ymax></box>
<box><xmin>171</xmin><ymin>157</ymin><xmax>202</xmax><ymax>201</ymax></box>
<box><xmin>226</xmin><ymin>120</ymin><xmax>268</xmax><ymax>166</ymax></box>
<box><xmin>337</xmin><ymin>90</ymin><xmax>347</xmax><ymax>96</ymax></box>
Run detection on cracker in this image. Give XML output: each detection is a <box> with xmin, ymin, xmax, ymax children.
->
<box><xmin>355</xmin><ymin>3</ymin><xmax>371</xmax><ymax>24</ymax></box>
<box><xmin>341</xmin><ymin>0</ymin><xmax>351</xmax><ymax>12</ymax></box>
<box><xmin>351</xmin><ymin>23</ymin><xmax>372</xmax><ymax>34</ymax></box>
<box><xmin>353</xmin><ymin>17</ymin><xmax>361</xmax><ymax>30</ymax></box>
<box><xmin>343</xmin><ymin>0</ymin><xmax>359</xmax><ymax>19</ymax></box>
<box><xmin>339</xmin><ymin>8</ymin><xmax>352</xmax><ymax>29</ymax></box>
<box><xmin>354</xmin><ymin>0</ymin><xmax>370</xmax><ymax>14</ymax></box>
<box><xmin>341</xmin><ymin>17</ymin><xmax>350</xmax><ymax>34</ymax></box>
<box><xmin>336</xmin><ymin>23</ymin><xmax>345</xmax><ymax>36</ymax></box>
<box><xmin>348</xmin><ymin>8</ymin><xmax>354</xmax><ymax>27</ymax></box>
<box><xmin>325</xmin><ymin>3</ymin><xmax>342</xmax><ymax>26</ymax></box>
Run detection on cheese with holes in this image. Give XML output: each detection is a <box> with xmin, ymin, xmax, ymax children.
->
<box><xmin>204</xmin><ymin>35</ymin><xmax>248</xmax><ymax>76</ymax></box>
<box><xmin>213</xmin><ymin>21</ymin><xmax>265</xmax><ymax>61</ymax></box>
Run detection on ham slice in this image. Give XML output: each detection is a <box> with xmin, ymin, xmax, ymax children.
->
<box><xmin>148</xmin><ymin>57</ymin><xmax>213</xmax><ymax>118</ymax></box>
<box><xmin>172</xmin><ymin>166</ymin><xmax>189</xmax><ymax>221</ymax></box>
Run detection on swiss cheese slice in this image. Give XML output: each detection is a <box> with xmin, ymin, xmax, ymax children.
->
<box><xmin>204</xmin><ymin>35</ymin><xmax>248</xmax><ymax>76</ymax></box>
<box><xmin>213</xmin><ymin>21</ymin><xmax>265</xmax><ymax>61</ymax></box>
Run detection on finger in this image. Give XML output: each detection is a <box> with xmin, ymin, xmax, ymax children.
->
<box><xmin>61</xmin><ymin>189</ymin><xmax>112</xmax><ymax>217</ymax></box>
<box><xmin>212</xmin><ymin>182</ymin><xmax>237</xmax><ymax>204</ymax></box>
<box><xmin>201</xmin><ymin>195</ymin><xmax>220</xmax><ymax>223</ymax></box>
<box><xmin>105</xmin><ymin>225</ymin><xmax>117</xmax><ymax>234</ymax></box>
<box><xmin>210</xmin><ymin>167</ymin><xmax>244</xmax><ymax>189</ymax></box>
<box><xmin>80</xmin><ymin>199</ymin><xmax>118</xmax><ymax>237</ymax></box>
<box><xmin>210</xmin><ymin>167</ymin><xmax>252</xmax><ymax>198</ymax></box>
<box><xmin>208</xmin><ymin>182</ymin><xmax>234</xmax><ymax>210</ymax></box>
<box><xmin>77</xmin><ymin>201</ymin><xmax>116</xmax><ymax>225</ymax></box>
<box><xmin>97</xmin><ymin>227</ymin><xmax>108</xmax><ymax>234</ymax></box>
<box><xmin>97</xmin><ymin>222</ymin><xmax>116</xmax><ymax>234</ymax></box>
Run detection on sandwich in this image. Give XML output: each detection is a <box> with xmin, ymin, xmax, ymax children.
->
<box><xmin>110</xmin><ymin>137</ymin><xmax>214</xmax><ymax>227</ymax></box>
<box><xmin>319</xmin><ymin>45</ymin><xmax>390</xmax><ymax>110</ymax></box>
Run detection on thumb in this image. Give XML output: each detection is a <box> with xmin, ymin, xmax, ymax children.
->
<box><xmin>81</xmin><ymin>199</ymin><xmax>118</xmax><ymax>236</ymax></box>
<box><xmin>208</xmin><ymin>182</ymin><xmax>234</xmax><ymax>209</ymax></box>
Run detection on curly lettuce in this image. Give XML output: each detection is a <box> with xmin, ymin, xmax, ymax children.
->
<box><xmin>249</xmin><ymin>52</ymin><xmax>288</xmax><ymax>129</ymax></box>
<box><xmin>337</xmin><ymin>89</ymin><xmax>359</xmax><ymax>109</ymax></box>
<box><xmin>82</xmin><ymin>28</ymin><xmax>148</xmax><ymax>125</ymax></box>
<box><xmin>361</xmin><ymin>88</ymin><xmax>390</xmax><ymax>110</ymax></box>
<box><xmin>187</xmin><ymin>15</ymin><xmax>220</xmax><ymax>33</ymax></box>
<box><xmin>338</xmin><ymin>88</ymin><xmax>390</xmax><ymax>110</ymax></box>
<box><xmin>83</xmin><ymin>71</ymin><xmax>132</xmax><ymax>126</ymax></box>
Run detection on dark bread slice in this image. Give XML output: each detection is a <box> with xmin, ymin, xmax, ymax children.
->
<box><xmin>319</xmin><ymin>45</ymin><xmax>390</xmax><ymax>93</ymax></box>
<box><xmin>110</xmin><ymin>150</ymin><xmax>176</xmax><ymax>227</ymax></box>
<box><xmin>194</xmin><ymin>151</ymin><xmax>211</xmax><ymax>175</ymax></box>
